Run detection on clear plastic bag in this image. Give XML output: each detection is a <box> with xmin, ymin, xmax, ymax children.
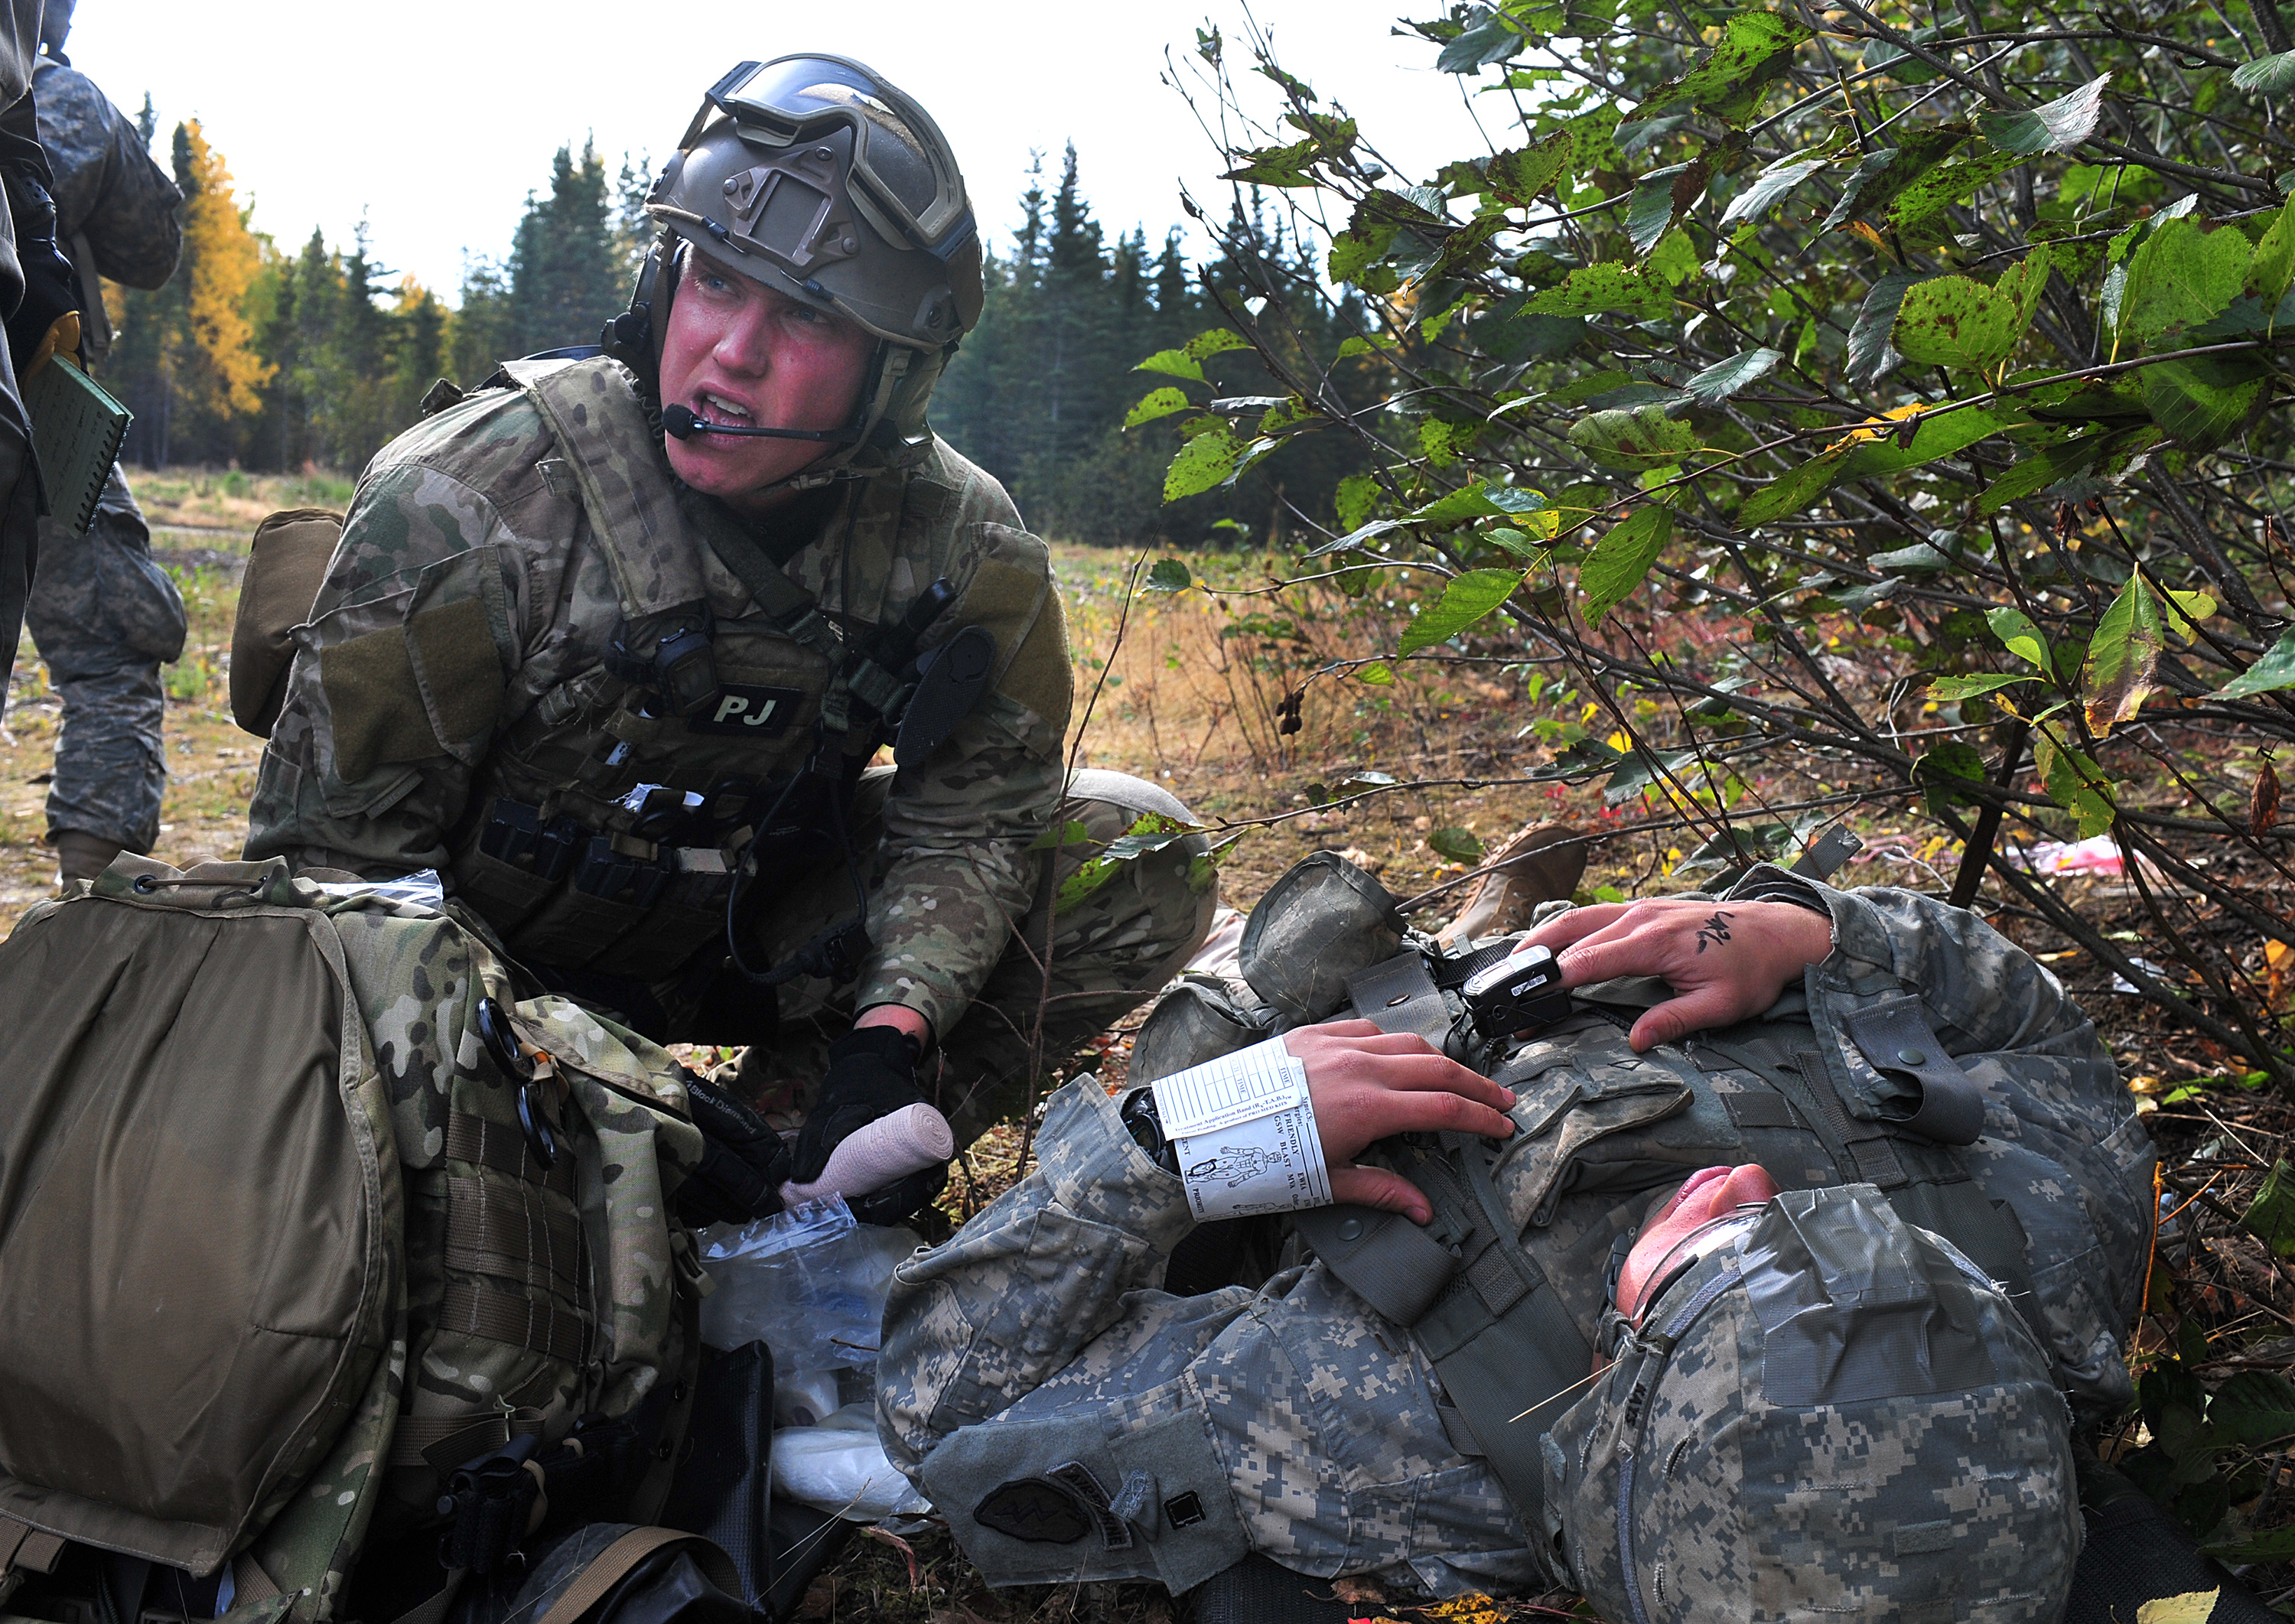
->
<box><xmin>306</xmin><ymin>868</ymin><xmax>447</xmax><ymax>909</ymax></box>
<box><xmin>696</xmin><ymin>1196</ymin><xmax>920</xmax><ymax>1370</ymax></box>
<box><xmin>768</xmin><ymin>1403</ymin><xmax>929</xmax><ymax>1522</ymax></box>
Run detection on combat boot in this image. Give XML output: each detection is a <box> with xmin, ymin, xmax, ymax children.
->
<box><xmin>1434</xmin><ymin>822</ymin><xmax>1589</xmax><ymax>947</ymax></box>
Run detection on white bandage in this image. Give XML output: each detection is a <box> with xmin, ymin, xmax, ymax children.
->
<box><xmin>1149</xmin><ymin>1037</ymin><xmax>1332</xmax><ymax>1220</ymax></box>
<box><xmin>779</xmin><ymin>1102</ymin><xmax>955</xmax><ymax>1207</ymax></box>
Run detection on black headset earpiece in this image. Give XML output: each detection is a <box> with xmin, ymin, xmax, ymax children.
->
<box><xmin>601</xmin><ymin>229</ymin><xmax>679</xmax><ymax>388</ymax></box>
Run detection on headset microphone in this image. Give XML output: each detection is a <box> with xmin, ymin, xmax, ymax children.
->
<box><xmin>660</xmin><ymin>403</ymin><xmax>855</xmax><ymax>442</ymax></box>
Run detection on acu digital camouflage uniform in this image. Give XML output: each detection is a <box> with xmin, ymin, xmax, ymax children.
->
<box><xmin>243</xmin><ymin>354</ymin><xmax>1213</xmax><ymax>1144</ymax></box>
<box><xmin>1544</xmin><ymin>1185</ymin><xmax>2079</xmax><ymax>1622</ymax></box>
<box><xmin>876</xmin><ymin>869</ymin><xmax>2151</xmax><ymax>1601</ymax></box>
<box><xmin>24</xmin><ymin>51</ymin><xmax>186</xmax><ymax>861</ymax></box>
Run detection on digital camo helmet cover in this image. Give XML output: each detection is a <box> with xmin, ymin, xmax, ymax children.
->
<box><xmin>1542</xmin><ymin>1184</ymin><xmax>2079</xmax><ymax>1624</ymax></box>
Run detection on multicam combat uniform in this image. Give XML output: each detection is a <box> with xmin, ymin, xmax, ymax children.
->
<box><xmin>877</xmin><ymin>872</ymin><xmax>2153</xmax><ymax>1600</ymax></box>
<box><xmin>244</xmin><ymin>355</ymin><xmax>1213</xmax><ymax>1138</ymax></box>
<box><xmin>23</xmin><ymin>54</ymin><xmax>185</xmax><ymax>856</ymax></box>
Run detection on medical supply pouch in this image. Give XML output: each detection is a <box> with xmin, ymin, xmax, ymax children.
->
<box><xmin>0</xmin><ymin>855</ymin><xmax>711</xmax><ymax>1624</ymax></box>
<box><xmin>233</xmin><ymin>508</ymin><xmax>343</xmax><ymax>737</ymax></box>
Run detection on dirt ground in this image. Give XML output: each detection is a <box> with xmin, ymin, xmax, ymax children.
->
<box><xmin>7</xmin><ymin>470</ymin><xmax>2290</xmax><ymax>1620</ymax></box>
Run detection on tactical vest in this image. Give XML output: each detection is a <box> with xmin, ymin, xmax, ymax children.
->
<box><xmin>1284</xmin><ymin>945</ymin><xmax>2153</xmax><ymax>1541</ymax></box>
<box><xmin>444</xmin><ymin>358</ymin><xmax>1034</xmax><ymax>987</ymax></box>
<box><xmin>0</xmin><ymin>856</ymin><xmax>711</xmax><ymax>1622</ymax></box>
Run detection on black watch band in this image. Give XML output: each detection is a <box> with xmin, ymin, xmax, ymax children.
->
<box><xmin>1120</xmin><ymin>1087</ymin><xmax>1181</xmax><ymax>1175</ymax></box>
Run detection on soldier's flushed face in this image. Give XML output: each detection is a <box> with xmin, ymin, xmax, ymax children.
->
<box><xmin>1615</xmin><ymin>1162</ymin><xmax>1778</xmax><ymax>1319</ymax></box>
<box><xmin>659</xmin><ymin>257</ymin><xmax>875</xmax><ymax>513</ymax></box>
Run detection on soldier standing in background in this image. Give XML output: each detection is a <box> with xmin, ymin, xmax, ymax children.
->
<box><xmin>23</xmin><ymin>0</ymin><xmax>184</xmax><ymax>884</ymax></box>
<box><xmin>0</xmin><ymin>0</ymin><xmax>68</xmax><ymax>701</ymax></box>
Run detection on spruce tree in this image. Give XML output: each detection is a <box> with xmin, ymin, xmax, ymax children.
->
<box><xmin>508</xmin><ymin>141</ymin><xmax>623</xmax><ymax>356</ymax></box>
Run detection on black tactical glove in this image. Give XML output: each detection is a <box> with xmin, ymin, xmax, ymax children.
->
<box><xmin>850</xmin><ymin>1163</ymin><xmax>947</xmax><ymax>1228</ymax></box>
<box><xmin>0</xmin><ymin>170</ymin><xmax>79</xmax><ymax>373</ymax></box>
<box><xmin>673</xmin><ymin>1072</ymin><xmax>793</xmax><ymax>1229</ymax></box>
<box><xmin>789</xmin><ymin>1024</ymin><xmax>926</xmax><ymax>1186</ymax></box>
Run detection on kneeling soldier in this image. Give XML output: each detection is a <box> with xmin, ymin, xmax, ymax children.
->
<box><xmin>243</xmin><ymin>55</ymin><xmax>1215</xmax><ymax>1216</ymax></box>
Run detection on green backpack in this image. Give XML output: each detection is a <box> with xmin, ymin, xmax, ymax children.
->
<box><xmin>0</xmin><ymin>855</ymin><xmax>712</xmax><ymax>1624</ymax></box>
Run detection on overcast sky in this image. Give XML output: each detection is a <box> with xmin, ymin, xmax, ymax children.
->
<box><xmin>58</xmin><ymin>1</ymin><xmax>1494</xmax><ymax>304</ymax></box>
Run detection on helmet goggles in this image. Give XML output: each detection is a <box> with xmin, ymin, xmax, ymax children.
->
<box><xmin>688</xmin><ymin>56</ymin><xmax>976</xmax><ymax>270</ymax></box>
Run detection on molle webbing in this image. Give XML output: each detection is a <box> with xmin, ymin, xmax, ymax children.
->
<box><xmin>1700</xmin><ymin>1025</ymin><xmax>2044</xmax><ymax>1359</ymax></box>
<box><xmin>507</xmin><ymin>354</ymin><xmax>916</xmax><ymax>744</ymax></box>
<box><xmin>1701</xmin><ymin>1024</ymin><xmax>1912</xmax><ymax>1190</ymax></box>
<box><xmin>698</xmin><ymin>523</ymin><xmax>907</xmax><ymax>740</ymax></box>
<box><xmin>444</xmin><ymin>1177</ymin><xmax>584</xmax><ymax>1294</ymax></box>
<box><xmin>437</xmin><ymin>1280</ymin><xmax>588</xmax><ymax>1367</ymax></box>
<box><xmin>445</xmin><ymin>1111</ymin><xmax>578</xmax><ymax>1199</ymax></box>
<box><xmin>435</xmin><ymin>1107</ymin><xmax>594</xmax><ymax>1366</ymax></box>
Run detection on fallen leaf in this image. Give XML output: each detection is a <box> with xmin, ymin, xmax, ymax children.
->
<box><xmin>860</xmin><ymin>1524</ymin><xmax>922</xmax><ymax>1588</ymax></box>
<box><xmin>2136</xmin><ymin>1590</ymin><xmax>2219</xmax><ymax>1624</ymax></box>
<box><xmin>2254</xmin><ymin>757</ymin><xmax>2282</xmax><ymax>838</ymax></box>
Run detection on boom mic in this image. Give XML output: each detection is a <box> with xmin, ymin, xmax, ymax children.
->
<box><xmin>660</xmin><ymin>402</ymin><xmax>854</xmax><ymax>442</ymax></box>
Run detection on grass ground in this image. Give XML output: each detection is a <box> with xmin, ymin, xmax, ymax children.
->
<box><xmin>6</xmin><ymin>470</ymin><xmax>2293</xmax><ymax>1618</ymax></box>
<box><xmin>0</xmin><ymin>467</ymin><xmax>351</xmax><ymax>926</ymax></box>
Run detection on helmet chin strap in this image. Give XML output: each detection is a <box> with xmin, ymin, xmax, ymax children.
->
<box><xmin>659</xmin><ymin>403</ymin><xmax>858</xmax><ymax>442</ymax></box>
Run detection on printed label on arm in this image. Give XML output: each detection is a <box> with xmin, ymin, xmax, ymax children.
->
<box><xmin>1151</xmin><ymin>1037</ymin><xmax>1332</xmax><ymax>1220</ymax></box>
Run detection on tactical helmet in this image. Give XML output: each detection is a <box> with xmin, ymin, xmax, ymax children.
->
<box><xmin>605</xmin><ymin>55</ymin><xmax>983</xmax><ymax>468</ymax></box>
<box><xmin>1541</xmin><ymin>1185</ymin><xmax>2079</xmax><ymax>1622</ymax></box>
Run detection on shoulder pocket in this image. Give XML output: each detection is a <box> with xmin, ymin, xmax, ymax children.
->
<box><xmin>233</xmin><ymin>507</ymin><xmax>342</xmax><ymax>737</ymax></box>
<box><xmin>1499</xmin><ymin>1027</ymin><xmax>1701</xmax><ymax>1227</ymax></box>
<box><xmin>937</xmin><ymin>522</ymin><xmax>1070</xmax><ymax>734</ymax></box>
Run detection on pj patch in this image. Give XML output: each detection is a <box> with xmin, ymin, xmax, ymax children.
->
<box><xmin>687</xmin><ymin>684</ymin><xmax>803</xmax><ymax>736</ymax></box>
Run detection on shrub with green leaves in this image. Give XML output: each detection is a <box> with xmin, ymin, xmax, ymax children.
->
<box><xmin>1143</xmin><ymin>3</ymin><xmax>2295</xmax><ymax>1076</ymax></box>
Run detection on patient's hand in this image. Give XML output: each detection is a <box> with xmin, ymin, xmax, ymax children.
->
<box><xmin>1525</xmin><ymin>897</ymin><xmax>1834</xmax><ymax>1052</ymax></box>
<box><xmin>1283</xmin><ymin>1021</ymin><xmax>1515</xmax><ymax>1224</ymax></box>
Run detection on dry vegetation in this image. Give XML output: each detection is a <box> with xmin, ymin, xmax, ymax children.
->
<box><xmin>5</xmin><ymin>474</ymin><xmax>2291</xmax><ymax>1617</ymax></box>
<box><xmin>0</xmin><ymin>469</ymin><xmax>351</xmax><ymax>931</ymax></box>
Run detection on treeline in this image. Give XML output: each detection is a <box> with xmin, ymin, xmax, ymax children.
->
<box><xmin>106</xmin><ymin>104</ymin><xmax>648</xmax><ymax>475</ymax></box>
<box><xmin>102</xmin><ymin>112</ymin><xmax>1362</xmax><ymax>543</ymax></box>
<box><xmin>935</xmin><ymin>145</ymin><xmax>1369</xmax><ymax>545</ymax></box>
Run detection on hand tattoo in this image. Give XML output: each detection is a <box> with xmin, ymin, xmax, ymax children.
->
<box><xmin>1694</xmin><ymin>911</ymin><xmax>1734</xmax><ymax>953</ymax></box>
